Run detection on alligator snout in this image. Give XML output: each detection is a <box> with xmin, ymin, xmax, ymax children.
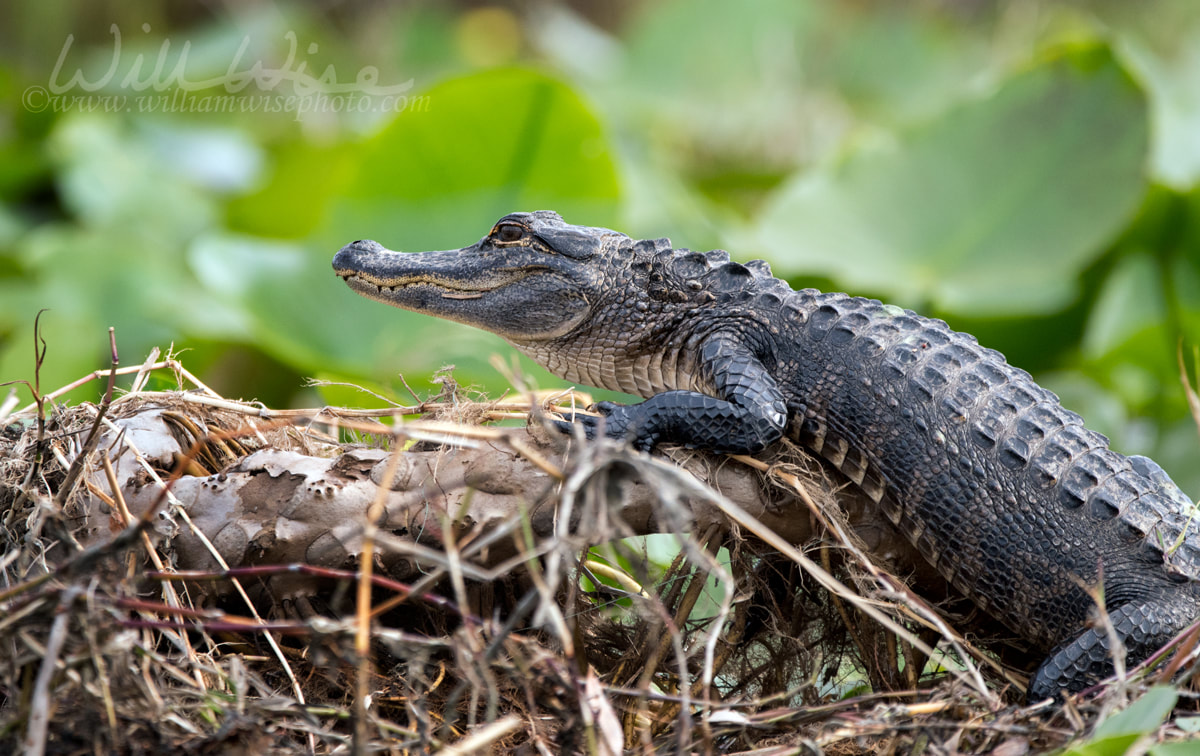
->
<box><xmin>332</xmin><ymin>239</ymin><xmax>387</xmax><ymax>274</ymax></box>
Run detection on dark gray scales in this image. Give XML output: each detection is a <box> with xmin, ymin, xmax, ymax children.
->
<box><xmin>333</xmin><ymin>210</ymin><xmax>1200</xmax><ymax>701</ymax></box>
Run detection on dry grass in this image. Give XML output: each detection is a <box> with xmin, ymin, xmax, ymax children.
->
<box><xmin>0</xmin><ymin>353</ymin><xmax>1197</xmax><ymax>754</ymax></box>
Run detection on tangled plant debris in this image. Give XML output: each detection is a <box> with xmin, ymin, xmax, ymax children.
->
<box><xmin>0</xmin><ymin>355</ymin><xmax>1197</xmax><ymax>754</ymax></box>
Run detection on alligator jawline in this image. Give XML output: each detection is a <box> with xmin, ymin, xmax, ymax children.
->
<box><xmin>339</xmin><ymin>271</ymin><xmax>534</xmax><ymax>299</ymax></box>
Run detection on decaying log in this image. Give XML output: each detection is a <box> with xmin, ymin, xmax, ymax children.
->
<box><xmin>64</xmin><ymin>397</ymin><xmax>945</xmax><ymax>609</ymax></box>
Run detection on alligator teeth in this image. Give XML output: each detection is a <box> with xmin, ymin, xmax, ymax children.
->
<box><xmin>441</xmin><ymin>291</ymin><xmax>483</xmax><ymax>300</ymax></box>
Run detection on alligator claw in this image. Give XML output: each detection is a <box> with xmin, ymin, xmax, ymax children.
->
<box><xmin>550</xmin><ymin>414</ymin><xmax>600</xmax><ymax>440</ymax></box>
<box><xmin>552</xmin><ymin>403</ymin><xmax>652</xmax><ymax>450</ymax></box>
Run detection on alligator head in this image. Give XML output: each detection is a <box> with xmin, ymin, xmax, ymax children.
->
<box><xmin>334</xmin><ymin>211</ymin><xmax>787</xmax><ymax>396</ymax></box>
<box><xmin>332</xmin><ymin>211</ymin><xmax>629</xmax><ymax>343</ymax></box>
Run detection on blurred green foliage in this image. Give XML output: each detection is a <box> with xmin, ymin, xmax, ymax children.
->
<box><xmin>0</xmin><ymin>0</ymin><xmax>1198</xmax><ymax>494</ymax></box>
<box><xmin>1056</xmin><ymin>685</ymin><xmax>1197</xmax><ymax>756</ymax></box>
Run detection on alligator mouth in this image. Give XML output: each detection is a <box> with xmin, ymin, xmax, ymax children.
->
<box><xmin>337</xmin><ymin>268</ymin><xmax>545</xmax><ymax>301</ymax></box>
<box><xmin>338</xmin><ymin>272</ymin><xmax>490</xmax><ymax>300</ymax></box>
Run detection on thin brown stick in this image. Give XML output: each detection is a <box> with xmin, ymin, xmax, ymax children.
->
<box><xmin>54</xmin><ymin>328</ymin><xmax>120</xmax><ymax>508</ymax></box>
<box><xmin>11</xmin><ymin>361</ymin><xmax>173</xmax><ymax>417</ymax></box>
<box><xmin>23</xmin><ymin>586</ymin><xmax>83</xmax><ymax>756</ymax></box>
<box><xmin>353</xmin><ymin>438</ymin><xmax>405</xmax><ymax>753</ymax></box>
<box><xmin>99</xmin><ymin>449</ymin><xmax>208</xmax><ymax>690</ymax></box>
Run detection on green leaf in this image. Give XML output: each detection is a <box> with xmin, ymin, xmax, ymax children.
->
<box><xmin>617</xmin><ymin>0</ymin><xmax>811</xmax><ymax>121</ymax></box>
<box><xmin>1094</xmin><ymin>686</ymin><xmax>1178</xmax><ymax>739</ymax></box>
<box><xmin>794</xmin><ymin>3</ymin><xmax>991</xmax><ymax>123</ymax></box>
<box><xmin>0</xmin><ymin>115</ymin><xmax>231</xmax><ymax>393</ymax></box>
<box><xmin>225</xmin><ymin>139</ymin><xmax>356</xmax><ymax>239</ymax></box>
<box><xmin>1072</xmin><ymin>189</ymin><xmax>1200</xmax><ymax>481</ymax></box>
<box><xmin>1176</xmin><ymin>716</ymin><xmax>1200</xmax><ymax>733</ymax></box>
<box><xmin>0</xmin><ymin>225</ymin><xmax>218</xmax><ymax>399</ymax></box>
<box><xmin>1151</xmin><ymin>741</ymin><xmax>1200</xmax><ymax>756</ymax></box>
<box><xmin>1118</xmin><ymin>20</ymin><xmax>1200</xmax><ymax>190</ymax></box>
<box><xmin>1083</xmin><ymin>252</ymin><xmax>1166</xmax><ymax>360</ymax></box>
<box><xmin>1057</xmin><ymin>686</ymin><xmax>1178</xmax><ymax>756</ymax></box>
<box><xmin>329</xmin><ymin>66</ymin><xmax>619</xmax><ymax>251</ymax></box>
<box><xmin>1062</xmin><ymin>734</ymin><xmax>1145</xmax><ymax>756</ymax></box>
<box><xmin>50</xmin><ymin>115</ymin><xmax>217</xmax><ymax>237</ymax></box>
<box><xmin>752</xmin><ymin>45</ymin><xmax>1149</xmax><ymax>316</ymax></box>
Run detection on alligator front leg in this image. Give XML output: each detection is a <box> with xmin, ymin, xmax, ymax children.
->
<box><xmin>557</xmin><ymin>336</ymin><xmax>789</xmax><ymax>454</ymax></box>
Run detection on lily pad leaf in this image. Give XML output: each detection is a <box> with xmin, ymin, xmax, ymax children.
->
<box><xmin>753</xmin><ymin>45</ymin><xmax>1148</xmax><ymax>316</ymax></box>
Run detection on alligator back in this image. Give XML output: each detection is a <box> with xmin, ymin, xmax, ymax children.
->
<box><xmin>773</xmin><ymin>290</ymin><xmax>1200</xmax><ymax>652</ymax></box>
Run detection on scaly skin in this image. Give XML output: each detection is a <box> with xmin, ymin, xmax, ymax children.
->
<box><xmin>333</xmin><ymin>211</ymin><xmax>1200</xmax><ymax>700</ymax></box>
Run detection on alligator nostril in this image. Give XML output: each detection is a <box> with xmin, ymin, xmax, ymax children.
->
<box><xmin>336</xmin><ymin>239</ymin><xmax>385</xmax><ymax>258</ymax></box>
<box><xmin>334</xmin><ymin>240</ymin><xmax>387</xmax><ymax>271</ymax></box>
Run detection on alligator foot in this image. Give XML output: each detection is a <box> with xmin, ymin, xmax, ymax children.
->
<box><xmin>551</xmin><ymin>402</ymin><xmax>653</xmax><ymax>451</ymax></box>
<box><xmin>1028</xmin><ymin>593</ymin><xmax>1200</xmax><ymax>702</ymax></box>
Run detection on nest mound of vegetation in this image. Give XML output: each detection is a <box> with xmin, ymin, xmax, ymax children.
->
<box><xmin>0</xmin><ymin>353</ymin><xmax>1196</xmax><ymax>754</ymax></box>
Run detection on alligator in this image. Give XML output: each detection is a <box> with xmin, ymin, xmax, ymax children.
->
<box><xmin>332</xmin><ymin>210</ymin><xmax>1200</xmax><ymax>701</ymax></box>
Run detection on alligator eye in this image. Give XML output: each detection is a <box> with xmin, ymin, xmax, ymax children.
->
<box><xmin>495</xmin><ymin>223</ymin><xmax>525</xmax><ymax>243</ymax></box>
